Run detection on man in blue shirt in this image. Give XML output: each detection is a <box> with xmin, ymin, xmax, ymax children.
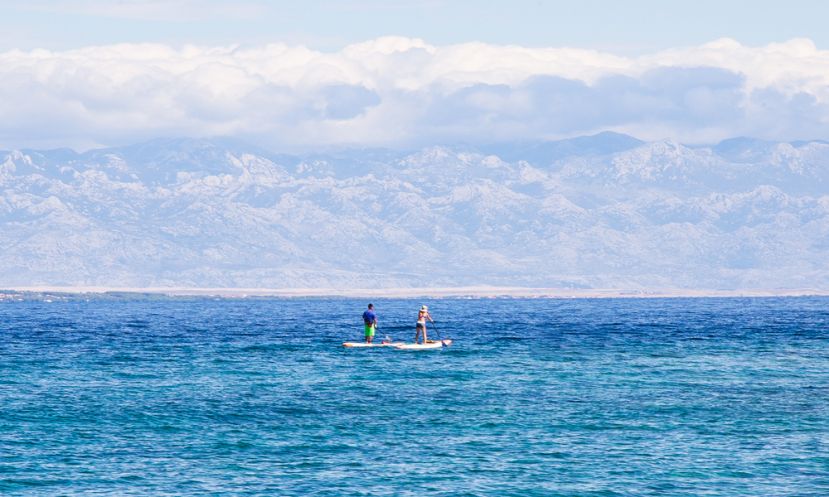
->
<box><xmin>362</xmin><ymin>303</ymin><xmax>377</xmax><ymax>343</ymax></box>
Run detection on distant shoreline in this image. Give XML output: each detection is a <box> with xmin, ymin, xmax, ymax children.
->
<box><xmin>3</xmin><ymin>286</ymin><xmax>829</xmax><ymax>299</ymax></box>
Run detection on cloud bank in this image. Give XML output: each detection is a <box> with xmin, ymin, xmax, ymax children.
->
<box><xmin>2</xmin><ymin>37</ymin><xmax>829</xmax><ymax>150</ymax></box>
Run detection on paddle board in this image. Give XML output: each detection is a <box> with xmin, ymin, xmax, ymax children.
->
<box><xmin>394</xmin><ymin>339</ymin><xmax>452</xmax><ymax>350</ymax></box>
<box><xmin>342</xmin><ymin>342</ymin><xmax>399</xmax><ymax>348</ymax></box>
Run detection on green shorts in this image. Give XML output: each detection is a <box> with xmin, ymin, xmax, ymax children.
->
<box><xmin>364</xmin><ymin>324</ymin><xmax>376</xmax><ymax>337</ymax></box>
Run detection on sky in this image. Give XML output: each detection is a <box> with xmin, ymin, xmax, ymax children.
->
<box><xmin>3</xmin><ymin>0</ymin><xmax>829</xmax><ymax>53</ymax></box>
<box><xmin>1</xmin><ymin>0</ymin><xmax>828</xmax><ymax>151</ymax></box>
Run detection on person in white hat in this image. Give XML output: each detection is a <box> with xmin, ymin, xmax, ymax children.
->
<box><xmin>415</xmin><ymin>305</ymin><xmax>434</xmax><ymax>344</ymax></box>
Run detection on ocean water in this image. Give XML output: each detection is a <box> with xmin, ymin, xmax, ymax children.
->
<box><xmin>1</xmin><ymin>296</ymin><xmax>828</xmax><ymax>496</ymax></box>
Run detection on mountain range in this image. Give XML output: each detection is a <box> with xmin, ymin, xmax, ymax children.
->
<box><xmin>2</xmin><ymin>132</ymin><xmax>828</xmax><ymax>291</ymax></box>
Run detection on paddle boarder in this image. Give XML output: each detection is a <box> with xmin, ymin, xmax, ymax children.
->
<box><xmin>362</xmin><ymin>303</ymin><xmax>377</xmax><ymax>343</ymax></box>
<box><xmin>415</xmin><ymin>305</ymin><xmax>434</xmax><ymax>344</ymax></box>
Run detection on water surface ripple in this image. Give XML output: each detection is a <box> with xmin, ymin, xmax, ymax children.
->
<box><xmin>1</xmin><ymin>297</ymin><xmax>828</xmax><ymax>496</ymax></box>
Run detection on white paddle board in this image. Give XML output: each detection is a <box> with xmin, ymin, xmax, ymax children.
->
<box><xmin>394</xmin><ymin>339</ymin><xmax>452</xmax><ymax>350</ymax></box>
<box><xmin>342</xmin><ymin>342</ymin><xmax>399</xmax><ymax>348</ymax></box>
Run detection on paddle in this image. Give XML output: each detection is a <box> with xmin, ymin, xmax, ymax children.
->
<box><xmin>430</xmin><ymin>321</ymin><xmax>448</xmax><ymax>347</ymax></box>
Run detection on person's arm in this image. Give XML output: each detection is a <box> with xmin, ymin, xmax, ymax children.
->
<box><xmin>428</xmin><ymin>313</ymin><xmax>434</xmax><ymax>323</ymax></box>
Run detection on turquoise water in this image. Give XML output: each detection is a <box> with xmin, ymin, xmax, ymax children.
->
<box><xmin>1</xmin><ymin>297</ymin><xmax>828</xmax><ymax>496</ymax></box>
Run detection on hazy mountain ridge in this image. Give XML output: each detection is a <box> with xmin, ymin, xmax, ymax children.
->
<box><xmin>1</xmin><ymin>133</ymin><xmax>828</xmax><ymax>290</ymax></box>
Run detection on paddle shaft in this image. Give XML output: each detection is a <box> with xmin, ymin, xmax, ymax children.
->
<box><xmin>430</xmin><ymin>321</ymin><xmax>448</xmax><ymax>347</ymax></box>
<box><xmin>430</xmin><ymin>321</ymin><xmax>441</xmax><ymax>340</ymax></box>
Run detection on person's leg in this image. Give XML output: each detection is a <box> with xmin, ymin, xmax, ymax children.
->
<box><xmin>423</xmin><ymin>326</ymin><xmax>428</xmax><ymax>343</ymax></box>
<box><xmin>368</xmin><ymin>325</ymin><xmax>374</xmax><ymax>343</ymax></box>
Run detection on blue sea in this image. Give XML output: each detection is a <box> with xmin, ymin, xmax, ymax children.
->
<box><xmin>1</xmin><ymin>296</ymin><xmax>828</xmax><ymax>496</ymax></box>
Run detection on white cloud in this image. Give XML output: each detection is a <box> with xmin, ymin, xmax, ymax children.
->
<box><xmin>1</xmin><ymin>37</ymin><xmax>829</xmax><ymax>150</ymax></box>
